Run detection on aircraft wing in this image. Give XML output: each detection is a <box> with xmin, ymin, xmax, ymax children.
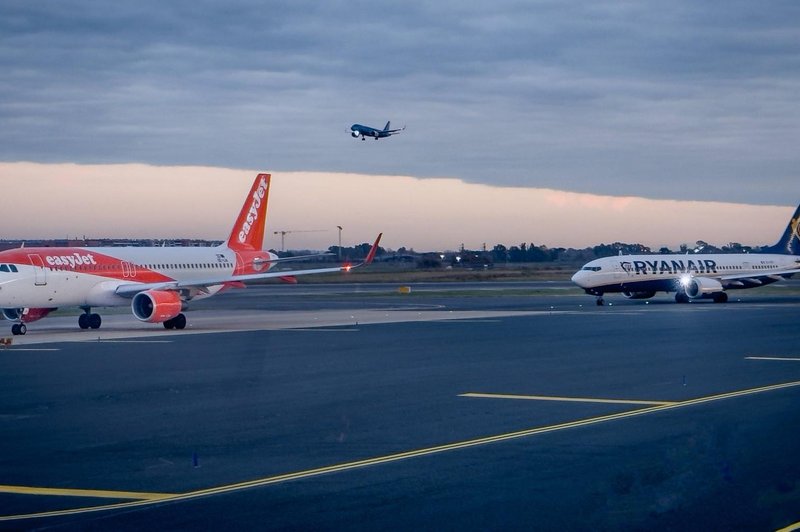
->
<box><xmin>716</xmin><ymin>268</ymin><xmax>800</xmax><ymax>288</ymax></box>
<box><xmin>252</xmin><ymin>252</ymin><xmax>334</xmax><ymax>269</ymax></box>
<box><xmin>261</xmin><ymin>252</ymin><xmax>334</xmax><ymax>263</ymax></box>
<box><xmin>115</xmin><ymin>233</ymin><xmax>382</xmax><ymax>298</ymax></box>
<box><xmin>718</xmin><ymin>268</ymin><xmax>800</xmax><ymax>281</ymax></box>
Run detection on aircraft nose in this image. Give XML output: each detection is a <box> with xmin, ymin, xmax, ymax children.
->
<box><xmin>571</xmin><ymin>270</ymin><xmax>586</xmax><ymax>287</ymax></box>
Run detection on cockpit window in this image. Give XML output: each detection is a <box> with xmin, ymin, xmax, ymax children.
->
<box><xmin>582</xmin><ymin>266</ymin><xmax>601</xmax><ymax>272</ymax></box>
<box><xmin>9</xmin><ymin>265</ymin><xmax>18</xmax><ymax>272</ymax></box>
<box><xmin>0</xmin><ymin>265</ymin><xmax>8</xmax><ymax>273</ymax></box>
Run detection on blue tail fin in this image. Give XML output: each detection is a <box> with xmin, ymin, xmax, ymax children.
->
<box><xmin>383</xmin><ymin>121</ymin><xmax>391</xmax><ymax>131</ymax></box>
<box><xmin>765</xmin><ymin>203</ymin><xmax>800</xmax><ymax>255</ymax></box>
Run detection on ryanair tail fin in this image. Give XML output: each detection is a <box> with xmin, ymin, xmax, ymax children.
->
<box><xmin>383</xmin><ymin>121</ymin><xmax>391</xmax><ymax>131</ymax></box>
<box><xmin>227</xmin><ymin>173</ymin><xmax>271</xmax><ymax>252</ymax></box>
<box><xmin>765</xmin><ymin>203</ymin><xmax>800</xmax><ymax>255</ymax></box>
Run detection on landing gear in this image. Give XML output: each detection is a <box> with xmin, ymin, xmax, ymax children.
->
<box><xmin>675</xmin><ymin>292</ymin><xmax>690</xmax><ymax>303</ymax></box>
<box><xmin>596</xmin><ymin>296</ymin><xmax>605</xmax><ymax>306</ymax></box>
<box><xmin>78</xmin><ymin>310</ymin><xmax>102</xmax><ymax>330</ymax></box>
<box><xmin>712</xmin><ymin>292</ymin><xmax>728</xmax><ymax>303</ymax></box>
<box><xmin>11</xmin><ymin>323</ymin><xmax>26</xmax><ymax>335</ymax></box>
<box><xmin>163</xmin><ymin>313</ymin><xmax>187</xmax><ymax>330</ymax></box>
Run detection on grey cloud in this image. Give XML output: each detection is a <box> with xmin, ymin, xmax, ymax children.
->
<box><xmin>1</xmin><ymin>0</ymin><xmax>799</xmax><ymax>204</ymax></box>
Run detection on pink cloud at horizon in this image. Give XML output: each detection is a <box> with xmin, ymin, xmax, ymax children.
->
<box><xmin>0</xmin><ymin>162</ymin><xmax>794</xmax><ymax>252</ymax></box>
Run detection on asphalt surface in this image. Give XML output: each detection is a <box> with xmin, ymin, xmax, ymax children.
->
<box><xmin>1</xmin><ymin>282</ymin><xmax>800</xmax><ymax>530</ymax></box>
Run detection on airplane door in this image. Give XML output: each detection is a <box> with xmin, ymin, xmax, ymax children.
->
<box><xmin>27</xmin><ymin>254</ymin><xmax>47</xmax><ymax>286</ymax></box>
<box><xmin>121</xmin><ymin>261</ymin><xmax>137</xmax><ymax>278</ymax></box>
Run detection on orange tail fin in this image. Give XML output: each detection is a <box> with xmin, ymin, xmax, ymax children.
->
<box><xmin>227</xmin><ymin>173</ymin><xmax>271</xmax><ymax>251</ymax></box>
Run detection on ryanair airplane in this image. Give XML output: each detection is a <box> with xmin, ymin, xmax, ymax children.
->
<box><xmin>572</xmin><ymin>204</ymin><xmax>800</xmax><ymax>305</ymax></box>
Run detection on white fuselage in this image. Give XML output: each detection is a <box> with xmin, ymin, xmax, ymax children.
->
<box><xmin>571</xmin><ymin>252</ymin><xmax>799</xmax><ymax>294</ymax></box>
<box><xmin>0</xmin><ymin>246</ymin><xmax>269</xmax><ymax>309</ymax></box>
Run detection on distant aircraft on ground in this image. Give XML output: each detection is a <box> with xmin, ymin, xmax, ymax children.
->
<box><xmin>572</xmin><ymin>204</ymin><xmax>800</xmax><ymax>305</ymax></box>
<box><xmin>0</xmin><ymin>173</ymin><xmax>382</xmax><ymax>335</ymax></box>
<box><xmin>350</xmin><ymin>121</ymin><xmax>405</xmax><ymax>140</ymax></box>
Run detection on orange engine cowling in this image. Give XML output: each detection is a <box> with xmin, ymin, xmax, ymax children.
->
<box><xmin>131</xmin><ymin>290</ymin><xmax>182</xmax><ymax>323</ymax></box>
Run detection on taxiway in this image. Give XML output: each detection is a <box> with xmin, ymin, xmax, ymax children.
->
<box><xmin>1</xmin><ymin>282</ymin><xmax>800</xmax><ymax>530</ymax></box>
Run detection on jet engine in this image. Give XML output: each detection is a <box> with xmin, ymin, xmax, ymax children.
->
<box><xmin>351</xmin><ymin>130</ymin><xmax>361</xmax><ymax>138</ymax></box>
<box><xmin>622</xmin><ymin>291</ymin><xmax>656</xmax><ymax>300</ymax></box>
<box><xmin>131</xmin><ymin>290</ymin><xmax>182</xmax><ymax>323</ymax></box>
<box><xmin>1</xmin><ymin>308</ymin><xmax>21</xmax><ymax>321</ymax></box>
<box><xmin>684</xmin><ymin>277</ymin><xmax>723</xmax><ymax>298</ymax></box>
<box><xmin>2</xmin><ymin>308</ymin><xmax>56</xmax><ymax>322</ymax></box>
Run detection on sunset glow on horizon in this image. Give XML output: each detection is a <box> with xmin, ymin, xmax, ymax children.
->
<box><xmin>1</xmin><ymin>162</ymin><xmax>794</xmax><ymax>252</ymax></box>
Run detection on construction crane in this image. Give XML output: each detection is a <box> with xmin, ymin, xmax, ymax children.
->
<box><xmin>272</xmin><ymin>229</ymin><xmax>326</xmax><ymax>251</ymax></box>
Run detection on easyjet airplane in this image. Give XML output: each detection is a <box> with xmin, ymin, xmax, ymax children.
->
<box><xmin>0</xmin><ymin>173</ymin><xmax>381</xmax><ymax>335</ymax></box>
<box><xmin>571</xmin><ymin>203</ymin><xmax>800</xmax><ymax>305</ymax></box>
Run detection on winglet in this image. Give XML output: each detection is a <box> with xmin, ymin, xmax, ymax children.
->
<box><xmin>365</xmin><ymin>233</ymin><xmax>382</xmax><ymax>265</ymax></box>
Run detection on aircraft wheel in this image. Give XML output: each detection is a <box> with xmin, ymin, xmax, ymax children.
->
<box><xmin>174</xmin><ymin>313</ymin><xmax>186</xmax><ymax>330</ymax></box>
<box><xmin>18</xmin><ymin>323</ymin><xmax>26</xmax><ymax>335</ymax></box>
<box><xmin>78</xmin><ymin>314</ymin><xmax>89</xmax><ymax>329</ymax></box>
<box><xmin>596</xmin><ymin>297</ymin><xmax>604</xmax><ymax>306</ymax></box>
<box><xmin>163</xmin><ymin>317</ymin><xmax>175</xmax><ymax>330</ymax></box>
<box><xmin>88</xmin><ymin>313</ymin><xmax>102</xmax><ymax>329</ymax></box>
<box><xmin>11</xmin><ymin>324</ymin><xmax>20</xmax><ymax>335</ymax></box>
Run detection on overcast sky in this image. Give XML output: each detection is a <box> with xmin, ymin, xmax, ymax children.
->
<box><xmin>1</xmin><ymin>1</ymin><xmax>799</xmax><ymax>241</ymax></box>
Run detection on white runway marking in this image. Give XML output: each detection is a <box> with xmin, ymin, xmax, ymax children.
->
<box><xmin>75</xmin><ymin>340</ymin><xmax>174</xmax><ymax>344</ymax></box>
<box><xmin>1</xmin><ymin>348</ymin><xmax>60</xmax><ymax>352</ymax></box>
<box><xmin>284</xmin><ymin>328</ymin><xmax>360</xmax><ymax>332</ymax></box>
<box><xmin>746</xmin><ymin>356</ymin><xmax>800</xmax><ymax>362</ymax></box>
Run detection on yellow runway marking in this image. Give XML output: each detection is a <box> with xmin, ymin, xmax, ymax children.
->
<box><xmin>777</xmin><ymin>520</ymin><xmax>800</xmax><ymax>532</ymax></box>
<box><xmin>460</xmin><ymin>392</ymin><xmax>676</xmax><ymax>406</ymax></box>
<box><xmin>0</xmin><ymin>485</ymin><xmax>173</xmax><ymax>500</ymax></box>
<box><xmin>3</xmin><ymin>380</ymin><xmax>800</xmax><ymax>522</ymax></box>
<box><xmin>746</xmin><ymin>356</ymin><xmax>800</xmax><ymax>362</ymax></box>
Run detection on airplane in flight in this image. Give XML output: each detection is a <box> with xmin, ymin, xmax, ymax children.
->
<box><xmin>350</xmin><ymin>121</ymin><xmax>405</xmax><ymax>141</ymax></box>
<box><xmin>0</xmin><ymin>173</ymin><xmax>382</xmax><ymax>335</ymax></box>
<box><xmin>571</xmin><ymin>203</ymin><xmax>800</xmax><ymax>305</ymax></box>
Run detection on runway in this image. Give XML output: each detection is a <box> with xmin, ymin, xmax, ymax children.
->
<box><xmin>1</xmin><ymin>282</ymin><xmax>800</xmax><ymax>530</ymax></box>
